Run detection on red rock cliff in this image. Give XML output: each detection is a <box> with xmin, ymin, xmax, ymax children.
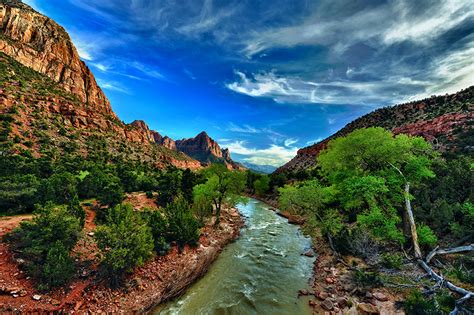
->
<box><xmin>0</xmin><ymin>1</ymin><xmax>114</xmax><ymax>116</ymax></box>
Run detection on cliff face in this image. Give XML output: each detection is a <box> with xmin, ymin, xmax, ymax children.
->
<box><xmin>176</xmin><ymin>132</ymin><xmax>244</xmax><ymax>170</ymax></box>
<box><xmin>0</xmin><ymin>1</ymin><xmax>202</xmax><ymax>170</ymax></box>
<box><xmin>176</xmin><ymin>131</ymin><xmax>224</xmax><ymax>159</ymax></box>
<box><xmin>277</xmin><ymin>86</ymin><xmax>474</xmax><ymax>173</ymax></box>
<box><xmin>0</xmin><ymin>2</ymin><xmax>113</xmax><ymax>116</ymax></box>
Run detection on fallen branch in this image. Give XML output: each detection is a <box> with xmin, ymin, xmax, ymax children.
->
<box><xmin>418</xmin><ymin>259</ymin><xmax>474</xmax><ymax>315</ymax></box>
<box><xmin>425</xmin><ymin>244</ymin><xmax>474</xmax><ymax>264</ymax></box>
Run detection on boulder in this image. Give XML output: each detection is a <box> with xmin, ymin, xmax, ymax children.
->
<box><xmin>321</xmin><ymin>298</ymin><xmax>334</xmax><ymax>311</ymax></box>
<box><xmin>373</xmin><ymin>292</ymin><xmax>388</xmax><ymax>302</ymax></box>
<box><xmin>358</xmin><ymin>302</ymin><xmax>379</xmax><ymax>314</ymax></box>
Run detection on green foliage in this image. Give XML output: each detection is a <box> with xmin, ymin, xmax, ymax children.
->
<box><xmin>39</xmin><ymin>171</ymin><xmax>78</xmax><ymax>205</ymax></box>
<box><xmin>144</xmin><ymin>209</ymin><xmax>171</xmax><ymax>255</ymax></box>
<box><xmin>163</xmin><ymin>196</ymin><xmax>200</xmax><ymax>249</ymax></box>
<box><xmin>352</xmin><ymin>269</ymin><xmax>382</xmax><ymax>289</ymax></box>
<box><xmin>6</xmin><ymin>204</ymin><xmax>81</xmax><ymax>290</ymax></box>
<box><xmin>0</xmin><ymin>174</ymin><xmax>40</xmax><ymax>214</ymax></box>
<box><xmin>357</xmin><ymin>206</ymin><xmax>405</xmax><ymax>244</ymax></box>
<box><xmin>95</xmin><ymin>204</ymin><xmax>154</xmax><ymax>286</ymax></box>
<box><xmin>194</xmin><ymin>165</ymin><xmax>246</xmax><ymax>226</ymax></box>
<box><xmin>41</xmin><ymin>241</ymin><xmax>75</xmax><ymax>290</ymax></box>
<box><xmin>253</xmin><ymin>175</ymin><xmax>270</xmax><ymax>196</ymax></box>
<box><xmin>156</xmin><ymin>168</ymin><xmax>182</xmax><ymax>207</ymax></box>
<box><xmin>416</xmin><ymin>224</ymin><xmax>438</xmax><ymax>248</ymax></box>
<box><xmin>380</xmin><ymin>253</ymin><xmax>403</xmax><ymax>270</ymax></box>
<box><xmin>403</xmin><ymin>290</ymin><xmax>438</xmax><ymax>315</ymax></box>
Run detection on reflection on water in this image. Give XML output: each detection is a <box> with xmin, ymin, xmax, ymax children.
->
<box><xmin>155</xmin><ymin>198</ymin><xmax>315</xmax><ymax>315</ymax></box>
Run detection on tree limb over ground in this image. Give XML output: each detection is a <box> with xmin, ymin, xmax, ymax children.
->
<box><xmin>418</xmin><ymin>244</ymin><xmax>474</xmax><ymax>315</ymax></box>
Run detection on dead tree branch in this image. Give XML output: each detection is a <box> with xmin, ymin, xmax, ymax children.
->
<box><xmin>425</xmin><ymin>244</ymin><xmax>474</xmax><ymax>264</ymax></box>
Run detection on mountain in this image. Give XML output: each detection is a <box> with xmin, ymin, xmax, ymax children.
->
<box><xmin>176</xmin><ymin>131</ymin><xmax>244</xmax><ymax>170</ymax></box>
<box><xmin>277</xmin><ymin>87</ymin><xmax>474</xmax><ymax>173</ymax></box>
<box><xmin>0</xmin><ymin>0</ymin><xmax>235</xmax><ymax>170</ymax></box>
<box><xmin>241</xmin><ymin>162</ymin><xmax>277</xmax><ymax>174</ymax></box>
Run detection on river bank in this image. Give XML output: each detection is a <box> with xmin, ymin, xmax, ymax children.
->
<box><xmin>0</xmin><ymin>204</ymin><xmax>243</xmax><ymax>313</ymax></box>
<box><xmin>247</xmin><ymin>193</ymin><xmax>405</xmax><ymax>314</ymax></box>
<box><xmin>156</xmin><ymin>198</ymin><xmax>316</xmax><ymax>314</ymax></box>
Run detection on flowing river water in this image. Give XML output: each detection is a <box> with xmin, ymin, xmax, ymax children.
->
<box><xmin>155</xmin><ymin>197</ymin><xmax>315</xmax><ymax>315</ymax></box>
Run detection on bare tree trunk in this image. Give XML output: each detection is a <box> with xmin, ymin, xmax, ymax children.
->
<box><xmin>405</xmin><ymin>182</ymin><xmax>422</xmax><ymax>259</ymax></box>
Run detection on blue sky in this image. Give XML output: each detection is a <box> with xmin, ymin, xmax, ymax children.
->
<box><xmin>25</xmin><ymin>0</ymin><xmax>474</xmax><ymax>167</ymax></box>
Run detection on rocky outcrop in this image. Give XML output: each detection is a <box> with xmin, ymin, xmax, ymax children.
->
<box><xmin>0</xmin><ymin>1</ymin><xmax>114</xmax><ymax>116</ymax></box>
<box><xmin>176</xmin><ymin>131</ymin><xmax>223</xmax><ymax>159</ymax></box>
<box><xmin>175</xmin><ymin>131</ymin><xmax>244</xmax><ymax>170</ymax></box>
<box><xmin>0</xmin><ymin>1</ymin><xmax>206</xmax><ymax>170</ymax></box>
<box><xmin>277</xmin><ymin>86</ymin><xmax>474</xmax><ymax>173</ymax></box>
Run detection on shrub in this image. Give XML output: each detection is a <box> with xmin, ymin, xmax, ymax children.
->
<box><xmin>145</xmin><ymin>209</ymin><xmax>171</xmax><ymax>256</ymax></box>
<box><xmin>163</xmin><ymin>196</ymin><xmax>200</xmax><ymax>249</ymax></box>
<box><xmin>254</xmin><ymin>175</ymin><xmax>270</xmax><ymax>196</ymax></box>
<box><xmin>381</xmin><ymin>253</ymin><xmax>403</xmax><ymax>270</ymax></box>
<box><xmin>403</xmin><ymin>290</ymin><xmax>437</xmax><ymax>314</ymax></box>
<box><xmin>6</xmin><ymin>204</ymin><xmax>81</xmax><ymax>290</ymax></box>
<box><xmin>41</xmin><ymin>241</ymin><xmax>75</xmax><ymax>290</ymax></box>
<box><xmin>417</xmin><ymin>224</ymin><xmax>438</xmax><ymax>249</ymax></box>
<box><xmin>352</xmin><ymin>269</ymin><xmax>383</xmax><ymax>289</ymax></box>
<box><xmin>95</xmin><ymin>204</ymin><xmax>154</xmax><ymax>286</ymax></box>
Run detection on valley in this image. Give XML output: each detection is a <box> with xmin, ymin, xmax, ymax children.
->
<box><xmin>0</xmin><ymin>0</ymin><xmax>473</xmax><ymax>314</ymax></box>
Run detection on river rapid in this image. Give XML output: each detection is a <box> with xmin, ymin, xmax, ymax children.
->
<box><xmin>155</xmin><ymin>197</ymin><xmax>315</xmax><ymax>315</ymax></box>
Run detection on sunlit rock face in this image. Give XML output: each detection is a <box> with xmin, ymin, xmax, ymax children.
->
<box><xmin>0</xmin><ymin>2</ymin><xmax>114</xmax><ymax>116</ymax></box>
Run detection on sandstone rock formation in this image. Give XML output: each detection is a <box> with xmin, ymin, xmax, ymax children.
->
<box><xmin>277</xmin><ymin>86</ymin><xmax>474</xmax><ymax>173</ymax></box>
<box><xmin>176</xmin><ymin>131</ymin><xmax>244</xmax><ymax>170</ymax></box>
<box><xmin>0</xmin><ymin>1</ymin><xmax>203</xmax><ymax>170</ymax></box>
<box><xmin>0</xmin><ymin>1</ymin><xmax>114</xmax><ymax>116</ymax></box>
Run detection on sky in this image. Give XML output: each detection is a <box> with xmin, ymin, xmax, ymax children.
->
<box><xmin>24</xmin><ymin>0</ymin><xmax>474</xmax><ymax>168</ymax></box>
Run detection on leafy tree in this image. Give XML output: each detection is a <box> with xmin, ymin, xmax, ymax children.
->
<box><xmin>318</xmin><ymin>127</ymin><xmax>436</xmax><ymax>255</ymax></box>
<box><xmin>181</xmin><ymin>168</ymin><xmax>204</xmax><ymax>203</ymax></box>
<box><xmin>40</xmin><ymin>171</ymin><xmax>78</xmax><ymax>205</ymax></box>
<box><xmin>144</xmin><ymin>209</ymin><xmax>170</xmax><ymax>255</ymax></box>
<box><xmin>163</xmin><ymin>196</ymin><xmax>200</xmax><ymax>248</ymax></box>
<box><xmin>0</xmin><ymin>174</ymin><xmax>40</xmax><ymax>214</ymax></box>
<box><xmin>95</xmin><ymin>204</ymin><xmax>154</xmax><ymax>286</ymax></box>
<box><xmin>98</xmin><ymin>180</ymin><xmax>124</xmax><ymax>207</ymax></box>
<box><xmin>6</xmin><ymin>203</ymin><xmax>81</xmax><ymax>290</ymax></box>
<box><xmin>194</xmin><ymin>165</ymin><xmax>246</xmax><ymax>226</ymax></box>
<box><xmin>156</xmin><ymin>168</ymin><xmax>182</xmax><ymax>207</ymax></box>
<box><xmin>254</xmin><ymin>175</ymin><xmax>270</xmax><ymax>196</ymax></box>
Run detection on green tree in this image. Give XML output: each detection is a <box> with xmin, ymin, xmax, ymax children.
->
<box><xmin>163</xmin><ymin>196</ymin><xmax>200</xmax><ymax>248</ymax></box>
<box><xmin>6</xmin><ymin>203</ymin><xmax>81</xmax><ymax>290</ymax></box>
<box><xmin>156</xmin><ymin>168</ymin><xmax>182</xmax><ymax>207</ymax></box>
<box><xmin>318</xmin><ymin>127</ymin><xmax>436</xmax><ymax>255</ymax></box>
<box><xmin>40</xmin><ymin>171</ymin><xmax>78</xmax><ymax>205</ymax></box>
<box><xmin>254</xmin><ymin>175</ymin><xmax>270</xmax><ymax>196</ymax></box>
<box><xmin>95</xmin><ymin>204</ymin><xmax>154</xmax><ymax>286</ymax></box>
<box><xmin>194</xmin><ymin>165</ymin><xmax>246</xmax><ymax>226</ymax></box>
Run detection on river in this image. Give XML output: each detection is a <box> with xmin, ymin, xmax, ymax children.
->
<box><xmin>155</xmin><ymin>197</ymin><xmax>315</xmax><ymax>315</ymax></box>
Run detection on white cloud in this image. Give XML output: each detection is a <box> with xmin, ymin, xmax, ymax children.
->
<box><xmin>98</xmin><ymin>80</ymin><xmax>130</xmax><ymax>94</ymax></box>
<box><xmin>383</xmin><ymin>0</ymin><xmax>473</xmax><ymax>45</ymax></box>
<box><xmin>227</xmin><ymin>122</ymin><xmax>260</xmax><ymax>133</ymax></box>
<box><xmin>226</xmin><ymin>71</ymin><xmax>432</xmax><ymax>105</ymax></box>
<box><xmin>224</xmin><ymin>140</ymin><xmax>297</xmax><ymax>167</ymax></box>
<box><xmin>306</xmin><ymin>138</ymin><xmax>323</xmax><ymax>146</ymax></box>
<box><xmin>284</xmin><ymin>138</ymin><xmax>298</xmax><ymax>147</ymax></box>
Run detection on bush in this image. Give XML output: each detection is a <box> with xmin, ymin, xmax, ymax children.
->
<box><xmin>163</xmin><ymin>196</ymin><xmax>200</xmax><ymax>249</ymax></box>
<box><xmin>417</xmin><ymin>224</ymin><xmax>438</xmax><ymax>249</ymax></box>
<box><xmin>95</xmin><ymin>204</ymin><xmax>154</xmax><ymax>286</ymax></box>
<box><xmin>352</xmin><ymin>269</ymin><xmax>383</xmax><ymax>289</ymax></box>
<box><xmin>381</xmin><ymin>253</ymin><xmax>403</xmax><ymax>270</ymax></box>
<box><xmin>6</xmin><ymin>204</ymin><xmax>81</xmax><ymax>290</ymax></box>
<box><xmin>145</xmin><ymin>209</ymin><xmax>171</xmax><ymax>256</ymax></box>
<box><xmin>403</xmin><ymin>290</ymin><xmax>438</xmax><ymax>314</ymax></box>
<box><xmin>254</xmin><ymin>175</ymin><xmax>270</xmax><ymax>196</ymax></box>
<box><xmin>41</xmin><ymin>241</ymin><xmax>75</xmax><ymax>290</ymax></box>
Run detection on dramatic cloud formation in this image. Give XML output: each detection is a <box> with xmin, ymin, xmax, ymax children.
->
<box><xmin>27</xmin><ymin>0</ymin><xmax>474</xmax><ymax>167</ymax></box>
